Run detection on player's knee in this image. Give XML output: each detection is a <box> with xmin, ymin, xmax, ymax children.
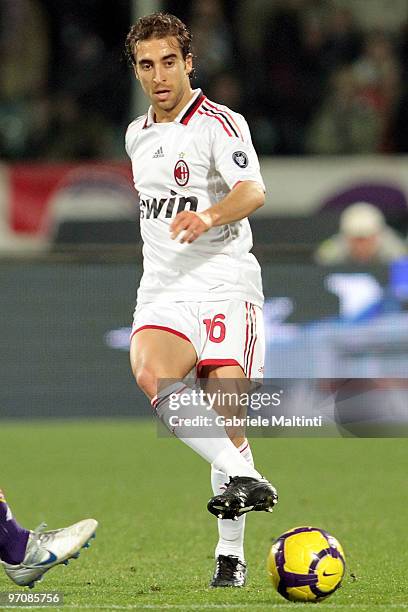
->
<box><xmin>133</xmin><ymin>366</ymin><xmax>157</xmax><ymax>400</ymax></box>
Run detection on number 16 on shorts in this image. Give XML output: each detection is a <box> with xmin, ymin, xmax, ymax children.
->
<box><xmin>198</xmin><ymin>301</ymin><xmax>265</xmax><ymax>380</ymax></box>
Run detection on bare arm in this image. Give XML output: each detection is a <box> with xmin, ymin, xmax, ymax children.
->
<box><xmin>170</xmin><ymin>181</ymin><xmax>265</xmax><ymax>244</ymax></box>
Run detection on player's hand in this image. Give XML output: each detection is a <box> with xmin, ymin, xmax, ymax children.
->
<box><xmin>170</xmin><ymin>211</ymin><xmax>212</xmax><ymax>243</ymax></box>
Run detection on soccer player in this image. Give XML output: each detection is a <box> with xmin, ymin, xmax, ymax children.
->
<box><xmin>0</xmin><ymin>488</ymin><xmax>97</xmax><ymax>588</ymax></box>
<box><xmin>125</xmin><ymin>13</ymin><xmax>278</xmax><ymax>587</ymax></box>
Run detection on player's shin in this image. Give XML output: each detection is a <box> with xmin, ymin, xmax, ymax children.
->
<box><xmin>0</xmin><ymin>490</ymin><xmax>29</xmax><ymax>564</ymax></box>
<box><xmin>212</xmin><ymin>440</ymin><xmax>254</xmax><ymax>562</ymax></box>
<box><xmin>151</xmin><ymin>383</ymin><xmax>261</xmax><ymax>479</ymax></box>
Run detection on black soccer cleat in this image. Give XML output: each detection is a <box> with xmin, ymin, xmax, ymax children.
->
<box><xmin>207</xmin><ymin>476</ymin><xmax>278</xmax><ymax>520</ymax></box>
<box><xmin>210</xmin><ymin>555</ymin><xmax>247</xmax><ymax>588</ymax></box>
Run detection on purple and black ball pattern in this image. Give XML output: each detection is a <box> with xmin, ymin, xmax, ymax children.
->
<box><xmin>267</xmin><ymin>526</ymin><xmax>346</xmax><ymax>602</ymax></box>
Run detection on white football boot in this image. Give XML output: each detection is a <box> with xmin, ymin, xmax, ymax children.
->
<box><xmin>1</xmin><ymin>519</ymin><xmax>98</xmax><ymax>588</ymax></box>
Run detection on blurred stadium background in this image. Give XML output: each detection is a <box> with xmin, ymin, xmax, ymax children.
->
<box><xmin>1</xmin><ymin>0</ymin><xmax>408</xmax><ymax>420</ymax></box>
<box><xmin>2</xmin><ymin>6</ymin><xmax>408</xmax><ymax>609</ymax></box>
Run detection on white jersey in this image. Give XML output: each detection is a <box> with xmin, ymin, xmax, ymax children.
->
<box><xmin>125</xmin><ymin>88</ymin><xmax>265</xmax><ymax>307</ymax></box>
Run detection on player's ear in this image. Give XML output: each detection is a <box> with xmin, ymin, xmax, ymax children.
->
<box><xmin>185</xmin><ymin>53</ymin><xmax>193</xmax><ymax>76</ymax></box>
<box><xmin>131</xmin><ymin>43</ymin><xmax>139</xmax><ymax>80</ymax></box>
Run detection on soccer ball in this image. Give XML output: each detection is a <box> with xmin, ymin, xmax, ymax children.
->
<box><xmin>267</xmin><ymin>526</ymin><xmax>346</xmax><ymax>602</ymax></box>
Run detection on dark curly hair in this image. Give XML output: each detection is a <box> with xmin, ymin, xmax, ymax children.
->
<box><xmin>125</xmin><ymin>12</ymin><xmax>193</xmax><ymax>67</ymax></box>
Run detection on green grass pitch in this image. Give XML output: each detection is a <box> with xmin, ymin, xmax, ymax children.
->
<box><xmin>1</xmin><ymin>419</ymin><xmax>407</xmax><ymax>611</ymax></box>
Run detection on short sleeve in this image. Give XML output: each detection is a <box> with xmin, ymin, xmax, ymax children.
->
<box><xmin>125</xmin><ymin>124</ymin><xmax>137</xmax><ymax>158</ymax></box>
<box><xmin>125</xmin><ymin>116</ymin><xmax>145</xmax><ymax>158</ymax></box>
<box><xmin>125</xmin><ymin>128</ymin><xmax>131</xmax><ymax>158</ymax></box>
<box><xmin>211</xmin><ymin>113</ymin><xmax>265</xmax><ymax>191</ymax></box>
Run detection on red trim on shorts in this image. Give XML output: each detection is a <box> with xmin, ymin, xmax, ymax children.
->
<box><xmin>243</xmin><ymin>302</ymin><xmax>250</xmax><ymax>375</ymax></box>
<box><xmin>248</xmin><ymin>305</ymin><xmax>258</xmax><ymax>379</ymax></box>
<box><xmin>131</xmin><ymin>325</ymin><xmax>192</xmax><ymax>344</ymax></box>
<box><xmin>196</xmin><ymin>358</ymin><xmax>242</xmax><ymax>377</ymax></box>
<box><xmin>243</xmin><ymin>303</ymin><xmax>259</xmax><ymax>379</ymax></box>
<box><xmin>244</xmin><ymin>303</ymin><xmax>256</xmax><ymax>376</ymax></box>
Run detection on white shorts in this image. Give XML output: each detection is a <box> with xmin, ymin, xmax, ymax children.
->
<box><xmin>131</xmin><ymin>300</ymin><xmax>265</xmax><ymax>379</ymax></box>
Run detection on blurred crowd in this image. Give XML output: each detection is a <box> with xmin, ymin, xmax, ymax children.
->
<box><xmin>168</xmin><ymin>0</ymin><xmax>408</xmax><ymax>155</ymax></box>
<box><xmin>314</xmin><ymin>202</ymin><xmax>407</xmax><ymax>264</ymax></box>
<box><xmin>2</xmin><ymin>0</ymin><xmax>408</xmax><ymax>160</ymax></box>
<box><xmin>0</xmin><ymin>0</ymin><xmax>130</xmax><ymax>160</ymax></box>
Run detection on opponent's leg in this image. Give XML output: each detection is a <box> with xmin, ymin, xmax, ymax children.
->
<box><xmin>0</xmin><ymin>489</ymin><xmax>29</xmax><ymax>565</ymax></box>
<box><xmin>0</xmin><ymin>489</ymin><xmax>97</xmax><ymax>588</ymax></box>
<box><xmin>130</xmin><ymin>329</ymin><xmax>262</xmax><ymax>479</ymax></box>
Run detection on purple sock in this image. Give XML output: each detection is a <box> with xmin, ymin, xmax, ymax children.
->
<box><xmin>0</xmin><ymin>489</ymin><xmax>30</xmax><ymax>564</ymax></box>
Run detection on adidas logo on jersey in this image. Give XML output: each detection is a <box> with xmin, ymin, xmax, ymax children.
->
<box><xmin>153</xmin><ymin>146</ymin><xmax>164</xmax><ymax>158</ymax></box>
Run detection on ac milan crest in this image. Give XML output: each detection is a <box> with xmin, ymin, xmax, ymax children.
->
<box><xmin>174</xmin><ymin>159</ymin><xmax>189</xmax><ymax>186</ymax></box>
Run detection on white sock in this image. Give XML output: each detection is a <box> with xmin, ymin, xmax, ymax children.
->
<box><xmin>212</xmin><ymin>439</ymin><xmax>254</xmax><ymax>563</ymax></box>
<box><xmin>152</xmin><ymin>383</ymin><xmax>261</xmax><ymax>479</ymax></box>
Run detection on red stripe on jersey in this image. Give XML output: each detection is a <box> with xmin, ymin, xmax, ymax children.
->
<box><xmin>204</xmin><ymin>99</ymin><xmax>244</xmax><ymax>140</ymax></box>
<box><xmin>196</xmin><ymin>358</ymin><xmax>242</xmax><ymax>377</ymax></box>
<box><xmin>131</xmin><ymin>325</ymin><xmax>192</xmax><ymax>345</ymax></box>
<box><xmin>202</xmin><ymin>104</ymin><xmax>240</xmax><ymax>138</ymax></box>
<box><xmin>180</xmin><ymin>94</ymin><xmax>206</xmax><ymax>125</ymax></box>
<box><xmin>198</xmin><ymin>110</ymin><xmax>233</xmax><ymax>137</ymax></box>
